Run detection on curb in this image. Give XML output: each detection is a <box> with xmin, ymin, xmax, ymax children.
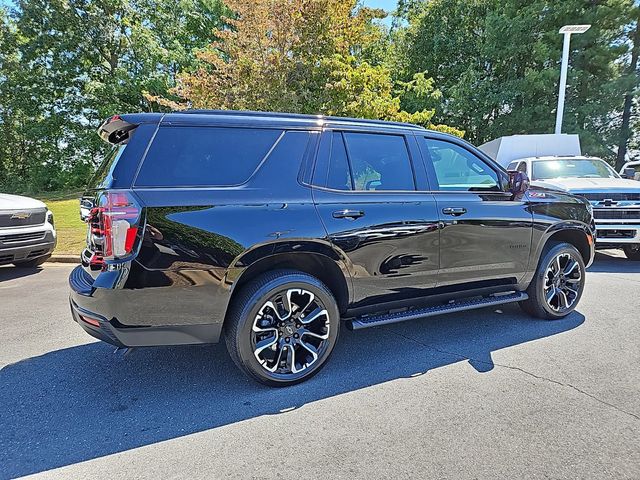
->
<box><xmin>48</xmin><ymin>255</ymin><xmax>81</xmax><ymax>264</ymax></box>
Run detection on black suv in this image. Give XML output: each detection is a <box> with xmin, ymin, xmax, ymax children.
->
<box><xmin>69</xmin><ymin>111</ymin><xmax>595</xmax><ymax>386</ymax></box>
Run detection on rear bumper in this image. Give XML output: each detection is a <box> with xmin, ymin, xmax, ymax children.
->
<box><xmin>69</xmin><ymin>265</ymin><xmax>224</xmax><ymax>347</ymax></box>
<box><xmin>0</xmin><ymin>231</ymin><xmax>56</xmax><ymax>265</ymax></box>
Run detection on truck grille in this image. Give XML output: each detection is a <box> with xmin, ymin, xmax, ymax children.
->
<box><xmin>597</xmin><ymin>229</ymin><xmax>636</xmax><ymax>239</ymax></box>
<box><xmin>593</xmin><ymin>209</ymin><xmax>640</xmax><ymax>220</ymax></box>
<box><xmin>0</xmin><ymin>208</ymin><xmax>47</xmax><ymax>227</ymax></box>
<box><xmin>0</xmin><ymin>231</ymin><xmax>46</xmax><ymax>244</ymax></box>
<box><xmin>582</xmin><ymin>193</ymin><xmax>640</xmax><ymax>202</ymax></box>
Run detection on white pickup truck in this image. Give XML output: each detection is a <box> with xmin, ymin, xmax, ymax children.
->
<box><xmin>0</xmin><ymin>194</ymin><xmax>57</xmax><ymax>267</ymax></box>
<box><xmin>480</xmin><ymin>134</ymin><xmax>640</xmax><ymax>261</ymax></box>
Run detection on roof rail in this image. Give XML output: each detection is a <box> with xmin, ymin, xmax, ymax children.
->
<box><xmin>177</xmin><ymin>109</ymin><xmax>424</xmax><ymax>130</ymax></box>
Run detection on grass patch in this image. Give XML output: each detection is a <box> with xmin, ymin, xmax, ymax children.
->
<box><xmin>37</xmin><ymin>191</ymin><xmax>86</xmax><ymax>255</ymax></box>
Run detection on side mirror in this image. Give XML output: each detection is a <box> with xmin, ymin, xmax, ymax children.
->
<box><xmin>508</xmin><ymin>170</ymin><xmax>530</xmax><ymax>198</ymax></box>
<box><xmin>623</xmin><ymin>167</ymin><xmax>636</xmax><ymax>179</ymax></box>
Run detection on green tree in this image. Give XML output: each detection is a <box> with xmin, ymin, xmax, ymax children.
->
<box><xmin>397</xmin><ymin>0</ymin><xmax>635</xmax><ymax>161</ymax></box>
<box><xmin>615</xmin><ymin>4</ymin><xmax>639</xmax><ymax>168</ymax></box>
<box><xmin>0</xmin><ymin>0</ymin><xmax>226</xmax><ymax>193</ymax></box>
<box><xmin>150</xmin><ymin>0</ymin><xmax>463</xmax><ymax>135</ymax></box>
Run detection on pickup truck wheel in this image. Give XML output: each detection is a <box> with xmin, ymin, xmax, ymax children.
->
<box><xmin>224</xmin><ymin>270</ymin><xmax>340</xmax><ymax>387</ymax></box>
<box><xmin>623</xmin><ymin>244</ymin><xmax>640</xmax><ymax>261</ymax></box>
<box><xmin>13</xmin><ymin>255</ymin><xmax>50</xmax><ymax>268</ymax></box>
<box><xmin>520</xmin><ymin>242</ymin><xmax>585</xmax><ymax>320</ymax></box>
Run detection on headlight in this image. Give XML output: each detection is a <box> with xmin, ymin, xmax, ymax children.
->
<box><xmin>46</xmin><ymin>210</ymin><xmax>54</xmax><ymax>227</ymax></box>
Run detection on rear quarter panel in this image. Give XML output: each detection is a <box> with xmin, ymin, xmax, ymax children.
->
<box><xmin>125</xmin><ymin>130</ymin><xmax>336</xmax><ymax>328</ymax></box>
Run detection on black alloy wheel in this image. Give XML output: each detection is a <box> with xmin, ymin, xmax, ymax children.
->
<box><xmin>520</xmin><ymin>242</ymin><xmax>586</xmax><ymax>320</ymax></box>
<box><xmin>225</xmin><ymin>270</ymin><xmax>340</xmax><ymax>386</ymax></box>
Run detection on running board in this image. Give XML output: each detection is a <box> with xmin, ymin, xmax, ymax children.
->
<box><xmin>348</xmin><ymin>292</ymin><xmax>528</xmax><ymax>330</ymax></box>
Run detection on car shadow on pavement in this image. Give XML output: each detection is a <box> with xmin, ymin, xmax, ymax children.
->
<box><xmin>0</xmin><ymin>305</ymin><xmax>584</xmax><ymax>479</ymax></box>
<box><xmin>587</xmin><ymin>251</ymin><xmax>640</xmax><ymax>273</ymax></box>
<box><xmin>0</xmin><ymin>265</ymin><xmax>43</xmax><ymax>281</ymax></box>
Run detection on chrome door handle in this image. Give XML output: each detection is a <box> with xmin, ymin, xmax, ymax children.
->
<box><xmin>332</xmin><ymin>209</ymin><xmax>365</xmax><ymax>219</ymax></box>
<box><xmin>442</xmin><ymin>207</ymin><xmax>467</xmax><ymax>216</ymax></box>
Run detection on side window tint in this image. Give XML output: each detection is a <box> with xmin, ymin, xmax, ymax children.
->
<box><xmin>343</xmin><ymin>133</ymin><xmax>415</xmax><ymax>191</ymax></box>
<box><xmin>424</xmin><ymin>139</ymin><xmax>500</xmax><ymax>191</ymax></box>
<box><xmin>326</xmin><ymin>133</ymin><xmax>353</xmax><ymax>190</ymax></box>
<box><xmin>507</xmin><ymin>161</ymin><xmax>519</xmax><ymax>171</ymax></box>
<box><xmin>136</xmin><ymin>127</ymin><xmax>282</xmax><ymax>187</ymax></box>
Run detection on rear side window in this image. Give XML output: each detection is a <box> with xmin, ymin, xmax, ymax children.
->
<box><xmin>344</xmin><ymin>133</ymin><xmax>415</xmax><ymax>191</ymax></box>
<box><xmin>135</xmin><ymin>127</ymin><xmax>282</xmax><ymax>187</ymax></box>
<box><xmin>326</xmin><ymin>133</ymin><xmax>353</xmax><ymax>190</ymax></box>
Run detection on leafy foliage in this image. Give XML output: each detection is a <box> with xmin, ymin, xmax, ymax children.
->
<box><xmin>1</xmin><ymin>0</ymin><xmax>638</xmax><ymax>192</ymax></box>
<box><xmin>148</xmin><ymin>0</ymin><xmax>462</xmax><ymax>134</ymax></box>
<box><xmin>0</xmin><ymin>0</ymin><xmax>227</xmax><ymax>193</ymax></box>
<box><xmin>395</xmin><ymin>0</ymin><xmax>639</xmax><ymax>162</ymax></box>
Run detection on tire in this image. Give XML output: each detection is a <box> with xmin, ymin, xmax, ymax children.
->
<box><xmin>13</xmin><ymin>254</ymin><xmax>50</xmax><ymax>268</ymax></box>
<box><xmin>520</xmin><ymin>242</ymin><xmax>586</xmax><ymax>320</ymax></box>
<box><xmin>224</xmin><ymin>269</ymin><xmax>340</xmax><ymax>387</ymax></box>
<box><xmin>623</xmin><ymin>244</ymin><xmax>640</xmax><ymax>261</ymax></box>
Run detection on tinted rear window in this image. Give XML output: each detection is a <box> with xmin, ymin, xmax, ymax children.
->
<box><xmin>135</xmin><ymin>126</ymin><xmax>283</xmax><ymax>187</ymax></box>
<box><xmin>344</xmin><ymin>132</ymin><xmax>415</xmax><ymax>191</ymax></box>
<box><xmin>90</xmin><ymin>144</ymin><xmax>127</xmax><ymax>190</ymax></box>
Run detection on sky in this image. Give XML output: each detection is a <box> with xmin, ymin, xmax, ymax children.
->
<box><xmin>363</xmin><ymin>0</ymin><xmax>398</xmax><ymax>11</ymax></box>
<box><xmin>363</xmin><ymin>0</ymin><xmax>398</xmax><ymax>27</ymax></box>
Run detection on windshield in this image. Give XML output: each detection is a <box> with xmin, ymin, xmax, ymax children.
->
<box><xmin>532</xmin><ymin>158</ymin><xmax>619</xmax><ymax>180</ymax></box>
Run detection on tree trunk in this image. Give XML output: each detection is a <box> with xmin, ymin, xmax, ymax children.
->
<box><xmin>616</xmin><ymin>11</ymin><xmax>640</xmax><ymax>170</ymax></box>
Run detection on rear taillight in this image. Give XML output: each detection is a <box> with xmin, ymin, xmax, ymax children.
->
<box><xmin>87</xmin><ymin>191</ymin><xmax>142</xmax><ymax>263</ymax></box>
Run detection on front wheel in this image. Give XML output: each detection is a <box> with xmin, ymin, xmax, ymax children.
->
<box><xmin>623</xmin><ymin>244</ymin><xmax>640</xmax><ymax>261</ymax></box>
<box><xmin>225</xmin><ymin>270</ymin><xmax>340</xmax><ymax>387</ymax></box>
<box><xmin>520</xmin><ymin>242</ymin><xmax>586</xmax><ymax>320</ymax></box>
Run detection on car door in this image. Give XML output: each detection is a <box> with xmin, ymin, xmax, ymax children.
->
<box><xmin>419</xmin><ymin>135</ymin><xmax>533</xmax><ymax>287</ymax></box>
<box><xmin>311</xmin><ymin>129</ymin><xmax>440</xmax><ymax>311</ymax></box>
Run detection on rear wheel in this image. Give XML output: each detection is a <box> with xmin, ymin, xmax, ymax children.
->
<box><xmin>224</xmin><ymin>270</ymin><xmax>340</xmax><ymax>387</ymax></box>
<box><xmin>13</xmin><ymin>255</ymin><xmax>50</xmax><ymax>268</ymax></box>
<box><xmin>520</xmin><ymin>242</ymin><xmax>585</xmax><ymax>320</ymax></box>
<box><xmin>623</xmin><ymin>244</ymin><xmax>640</xmax><ymax>261</ymax></box>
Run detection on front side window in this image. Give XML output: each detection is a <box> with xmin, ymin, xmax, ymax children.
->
<box><xmin>343</xmin><ymin>133</ymin><xmax>415</xmax><ymax>191</ymax></box>
<box><xmin>136</xmin><ymin>126</ymin><xmax>282</xmax><ymax>187</ymax></box>
<box><xmin>423</xmin><ymin>138</ymin><xmax>500</xmax><ymax>191</ymax></box>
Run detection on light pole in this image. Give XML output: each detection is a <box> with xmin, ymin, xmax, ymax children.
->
<box><xmin>555</xmin><ymin>24</ymin><xmax>591</xmax><ymax>134</ymax></box>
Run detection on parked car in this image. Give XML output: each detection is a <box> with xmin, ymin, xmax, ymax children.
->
<box><xmin>481</xmin><ymin>135</ymin><xmax>640</xmax><ymax>261</ymax></box>
<box><xmin>0</xmin><ymin>193</ymin><xmax>56</xmax><ymax>267</ymax></box>
<box><xmin>69</xmin><ymin>111</ymin><xmax>595</xmax><ymax>386</ymax></box>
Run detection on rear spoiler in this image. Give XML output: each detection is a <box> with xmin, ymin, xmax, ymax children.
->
<box><xmin>98</xmin><ymin>115</ymin><xmax>138</xmax><ymax>144</ymax></box>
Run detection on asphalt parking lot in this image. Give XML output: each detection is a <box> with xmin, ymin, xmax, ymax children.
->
<box><xmin>1</xmin><ymin>252</ymin><xmax>639</xmax><ymax>479</ymax></box>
